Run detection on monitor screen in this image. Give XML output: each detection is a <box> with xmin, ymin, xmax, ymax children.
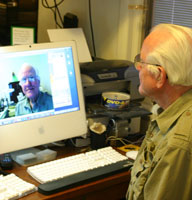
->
<box><xmin>0</xmin><ymin>41</ymin><xmax>87</xmax><ymax>154</ymax></box>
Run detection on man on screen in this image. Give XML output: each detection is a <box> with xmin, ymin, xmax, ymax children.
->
<box><xmin>15</xmin><ymin>63</ymin><xmax>54</xmax><ymax>116</ymax></box>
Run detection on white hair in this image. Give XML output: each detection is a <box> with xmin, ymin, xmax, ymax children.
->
<box><xmin>146</xmin><ymin>23</ymin><xmax>192</xmax><ymax>86</ymax></box>
<box><xmin>18</xmin><ymin>63</ymin><xmax>40</xmax><ymax>81</ymax></box>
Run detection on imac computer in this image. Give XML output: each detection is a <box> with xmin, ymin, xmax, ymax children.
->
<box><xmin>0</xmin><ymin>41</ymin><xmax>87</xmax><ymax>155</ymax></box>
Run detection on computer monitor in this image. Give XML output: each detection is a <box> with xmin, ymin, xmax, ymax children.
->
<box><xmin>0</xmin><ymin>41</ymin><xmax>87</xmax><ymax>154</ymax></box>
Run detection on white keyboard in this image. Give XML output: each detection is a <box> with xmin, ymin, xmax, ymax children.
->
<box><xmin>27</xmin><ymin>146</ymin><xmax>128</xmax><ymax>184</ymax></box>
<box><xmin>0</xmin><ymin>173</ymin><xmax>37</xmax><ymax>200</ymax></box>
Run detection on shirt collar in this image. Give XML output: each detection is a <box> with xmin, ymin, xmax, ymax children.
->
<box><xmin>154</xmin><ymin>89</ymin><xmax>192</xmax><ymax>133</ymax></box>
<box><xmin>24</xmin><ymin>91</ymin><xmax>42</xmax><ymax>108</ymax></box>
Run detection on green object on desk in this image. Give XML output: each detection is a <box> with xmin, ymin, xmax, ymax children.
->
<box><xmin>8</xmin><ymin>105</ymin><xmax>15</xmax><ymax>117</ymax></box>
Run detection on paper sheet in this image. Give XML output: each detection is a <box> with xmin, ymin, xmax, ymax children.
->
<box><xmin>126</xmin><ymin>151</ymin><xmax>138</xmax><ymax>160</ymax></box>
<box><xmin>47</xmin><ymin>28</ymin><xmax>92</xmax><ymax>63</ymax></box>
<box><xmin>11</xmin><ymin>27</ymin><xmax>35</xmax><ymax>45</ymax></box>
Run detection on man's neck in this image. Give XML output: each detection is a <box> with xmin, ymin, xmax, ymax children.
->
<box><xmin>154</xmin><ymin>85</ymin><xmax>192</xmax><ymax>109</ymax></box>
<box><xmin>28</xmin><ymin>93</ymin><xmax>40</xmax><ymax>109</ymax></box>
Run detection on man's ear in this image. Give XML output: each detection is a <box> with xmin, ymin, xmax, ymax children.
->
<box><xmin>156</xmin><ymin>67</ymin><xmax>167</xmax><ymax>88</ymax></box>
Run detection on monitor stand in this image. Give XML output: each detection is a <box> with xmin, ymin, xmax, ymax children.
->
<box><xmin>11</xmin><ymin>147</ymin><xmax>57</xmax><ymax>166</ymax></box>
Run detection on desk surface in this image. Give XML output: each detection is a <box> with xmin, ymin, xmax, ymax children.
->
<box><xmin>7</xmin><ymin>145</ymin><xmax>130</xmax><ymax>200</ymax></box>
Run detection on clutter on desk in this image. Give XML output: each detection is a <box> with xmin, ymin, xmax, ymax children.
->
<box><xmin>89</xmin><ymin>122</ymin><xmax>106</xmax><ymax>134</ymax></box>
<box><xmin>80</xmin><ymin>59</ymin><xmax>142</xmax><ymax>100</ymax></box>
<box><xmin>11</xmin><ymin>148</ymin><xmax>57</xmax><ymax>166</ymax></box>
<box><xmin>118</xmin><ymin>144</ymin><xmax>140</xmax><ymax>152</ymax></box>
<box><xmin>118</xmin><ymin>144</ymin><xmax>140</xmax><ymax>160</ymax></box>
<box><xmin>125</xmin><ymin>151</ymin><xmax>138</xmax><ymax>160</ymax></box>
<box><xmin>102</xmin><ymin>91</ymin><xmax>130</xmax><ymax>109</ymax></box>
<box><xmin>89</xmin><ymin>122</ymin><xmax>107</xmax><ymax>150</ymax></box>
<box><xmin>81</xmin><ymin>58</ymin><xmax>151</xmax><ymax>149</ymax></box>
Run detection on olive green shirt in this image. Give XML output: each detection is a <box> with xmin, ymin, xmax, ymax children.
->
<box><xmin>127</xmin><ymin>89</ymin><xmax>192</xmax><ymax>200</ymax></box>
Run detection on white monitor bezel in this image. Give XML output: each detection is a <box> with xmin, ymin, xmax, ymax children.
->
<box><xmin>0</xmin><ymin>41</ymin><xmax>87</xmax><ymax>154</ymax></box>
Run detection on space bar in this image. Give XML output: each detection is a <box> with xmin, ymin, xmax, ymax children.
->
<box><xmin>38</xmin><ymin>160</ymin><xmax>133</xmax><ymax>195</ymax></box>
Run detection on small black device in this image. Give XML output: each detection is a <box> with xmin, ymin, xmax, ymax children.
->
<box><xmin>0</xmin><ymin>153</ymin><xmax>13</xmax><ymax>170</ymax></box>
<box><xmin>63</xmin><ymin>13</ymin><xmax>78</xmax><ymax>28</ymax></box>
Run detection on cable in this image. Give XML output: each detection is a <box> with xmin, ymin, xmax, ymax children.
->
<box><xmin>106</xmin><ymin>136</ymin><xmax>127</xmax><ymax>146</ymax></box>
<box><xmin>106</xmin><ymin>135</ymin><xmax>145</xmax><ymax>146</ymax></box>
<box><xmin>54</xmin><ymin>0</ymin><xmax>64</xmax><ymax>27</ymax></box>
<box><xmin>42</xmin><ymin>0</ymin><xmax>62</xmax><ymax>28</ymax></box>
<box><xmin>41</xmin><ymin>0</ymin><xmax>65</xmax><ymax>28</ymax></box>
<box><xmin>88</xmin><ymin>0</ymin><xmax>96</xmax><ymax>59</ymax></box>
<box><xmin>42</xmin><ymin>0</ymin><xmax>64</xmax><ymax>9</ymax></box>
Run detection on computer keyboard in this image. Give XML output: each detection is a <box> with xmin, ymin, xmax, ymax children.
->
<box><xmin>27</xmin><ymin>146</ymin><xmax>133</xmax><ymax>195</ymax></box>
<box><xmin>0</xmin><ymin>173</ymin><xmax>37</xmax><ymax>200</ymax></box>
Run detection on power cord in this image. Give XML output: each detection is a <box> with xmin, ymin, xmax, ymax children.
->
<box><xmin>41</xmin><ymin>0</ymin><xmax>65</xmax><ymax>28</ymax></box>
<box><xmin>88</xmin><ymin>0</ymin><xmax>96</xmax><ymax>59</ymax></box>
<box><xmin>106</xmin><ymin>135</ymin><xmax>145</xmax><ymax>146</ymax></box>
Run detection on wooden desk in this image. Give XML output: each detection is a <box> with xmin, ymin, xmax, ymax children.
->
<box><xmin>8</xmin><ymin>146</ymin><xmax>131</xmax><ymax>200</ymax></box>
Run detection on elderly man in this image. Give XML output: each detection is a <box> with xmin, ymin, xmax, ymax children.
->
<box><xmin>127</xmin><ymin>24</ymin><xmax>192</xmax><ymax>200</ymax></box>
<box><xmin>15</xmin><ymin>63</ymin><xmax>53</xmax><ymax>116</ymax></box>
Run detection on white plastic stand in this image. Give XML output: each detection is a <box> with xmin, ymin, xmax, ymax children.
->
<box><xmin>11</xmin><ymin>148</ymin><xmax>57</xmax><ymax>166</ymax></box>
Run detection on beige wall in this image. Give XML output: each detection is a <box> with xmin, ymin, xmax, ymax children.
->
<box><xmin>37</xmin><ymin>0</ymin><xmax>90</xmax><ymax>46</ymax></box>
<box><xmin>38</xmin><ymin>0</ymin><xmax>145</xmax><ymax>61</ymax></box>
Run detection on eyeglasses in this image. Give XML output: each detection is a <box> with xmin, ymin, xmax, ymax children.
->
<box><xmin>20</xmin><ymin>76</ymin><xmax>37</xmax><ymax>85</ymax></box>
<box><xmin>134</xmin><ymin>54</ymin><xmax>161</xmax><ymax>70</ymax></box>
